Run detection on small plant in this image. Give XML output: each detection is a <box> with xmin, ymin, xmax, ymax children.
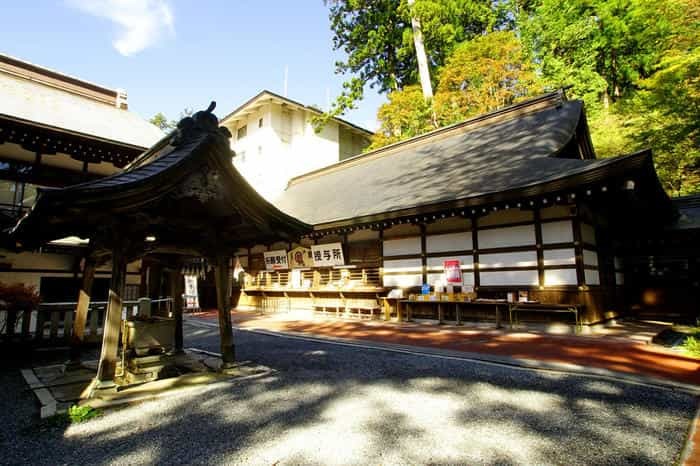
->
<box><xmin>0</xmin><ymin>282</ymin><xmax>41</xmax><ymax>310</ymax></box>
<box><xmin>68</xmin><ymin>405</ymin><xmax>102</xmax><ymax>423</ymax></box>
<box><xmin>682</xmin><ymin>335</ymin><xmax>700</xmax><ymax>358</ymax></box>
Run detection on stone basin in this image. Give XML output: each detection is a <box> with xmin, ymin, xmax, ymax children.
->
<box><xmin>124</xmin><ymin>317</ymin><xmax>175</xmax><ymax>356</ymax></box>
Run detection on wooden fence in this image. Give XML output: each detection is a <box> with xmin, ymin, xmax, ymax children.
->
<box><xmin>0</xmin><ymin>298</ymin><xmax>173</xmax><ymax>346</ymax></box>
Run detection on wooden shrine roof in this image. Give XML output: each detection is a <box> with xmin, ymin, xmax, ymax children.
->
<box><xmin>275</xmin><ymin>92</ymin><xmax>671</xmax><ymax>227</ymax></box>
<box><xmin>10</xmin><ymin>104</ymin><xmax>311</xmax><ymax>257</ymax></box>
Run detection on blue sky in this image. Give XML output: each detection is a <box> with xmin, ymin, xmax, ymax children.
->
<box><xmin>0</xmin><ymin>0</ymin><xmax>385</xmax><ymax>130</ymax></box>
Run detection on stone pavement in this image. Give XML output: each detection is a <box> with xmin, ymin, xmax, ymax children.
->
<box><xmin>189</xmin><ymin>308</ymin><xmax>700</xmax><ymax>465</ymax></box>
<box><xmin>192</xmin><ymin>309</ymin><xmax>700</xmax><ymax>386</ymax></box>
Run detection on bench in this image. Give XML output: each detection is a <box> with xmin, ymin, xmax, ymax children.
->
<box><xmin>312</xmin><ymin>296</ymin><xmax>344</xmax><ymax>317</ymax></box>
<box><xmin>508</xmin><ymin>302</ymin><xmax>583</xmax><ymax>332</ymax></box>
<box><xmin>344</xmin><ymin>298</ymin><xmax>380</xmax><ymax>320</ymax></box>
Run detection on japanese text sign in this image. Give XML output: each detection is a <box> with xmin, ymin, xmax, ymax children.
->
<box><xmin>263</xmin><ymin>250</ymin><xmax>289</xmax><ymax>270</ymax></box>
<box><xmin>311</xmin><ymin>242</ymin><xmax>345</xmax><ymax>267</ymax></box>
<box><xmin>443</xmin><ymin>259</ymin><xmax>462</xmax><ymax>284</ymax></box>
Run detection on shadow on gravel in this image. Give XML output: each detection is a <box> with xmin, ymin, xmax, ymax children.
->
<box><xmin>1</xmin><ymin>324</ymin><xmax>696</xmax><ymax>465</ymax></box>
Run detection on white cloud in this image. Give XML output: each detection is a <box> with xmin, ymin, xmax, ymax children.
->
<box><xmin>66</xmin><ymin>0</ymin><xmax>174</xmax><ymax>56</ymax></box>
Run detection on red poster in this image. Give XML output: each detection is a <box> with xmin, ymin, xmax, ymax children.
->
<box><xmin>443</xmin><ymin>260</ymin><xmax>462</xmax><ymax>284</ymax></box>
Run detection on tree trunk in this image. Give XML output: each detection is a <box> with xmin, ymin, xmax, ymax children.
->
<box><xmin>408</xmin><ymin>0</ymin><xmax>433</xmax><ymax>100</ymax></box>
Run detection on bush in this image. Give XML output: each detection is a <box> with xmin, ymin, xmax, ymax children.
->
<box><xmin>0</xmin><ymin>282</ymin><xmax>40</xmax><ymax>310</ymax></box>
<box><xmin>68</xmin><ymin>405</ymin><xmax>102</xmax><ymax>423</ymax></box>
<box><xmin>682</xmin><ymin>335</ymin><xmax>700</xmax><ymax>358</ymax></box>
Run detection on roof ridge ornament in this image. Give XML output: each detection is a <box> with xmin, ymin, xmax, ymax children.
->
<box><xmin>171</xmin><ymin>101</ymin><xmax>232</xmax><ymax>146</ymax></box>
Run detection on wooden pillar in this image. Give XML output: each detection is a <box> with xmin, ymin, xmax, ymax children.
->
<box><xmin>147</xmin><ymin>260</ymin><xmax>163</xmax><ymax>300</ymax></box>
<box><xmin>95</xmin><ymin>247</ymin><xmax>127</xmax><ymax>385</ymax></box>
<box><xmin>169</xmin><ymin>265</ymin><xmax>185</xmax><ymax>353</ymax></box>
<box><xmin>419</xmin><ymin>223</ymin><xmax>427</xmax><ymax>285</ymax></box>
<box><xmin>68</xmin><ymin>257</ymin><xmax>96</xmax><ymax>364</ymax></box>
<box><xmin>534</xmin><ymin>208</ymin><xmax>545</xmax><ymax>288</ymax></box>
<box><xmin>214</xmin><ymin>255</ymin><xmax>235</xmax><ymax>368</ymax></box>
<box><xmin>472</xmin><ymin>216</ymin><xmax>480</xmax><ymax>291</ymax></box>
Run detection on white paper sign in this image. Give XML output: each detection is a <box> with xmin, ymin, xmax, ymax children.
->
<box><xmin>264</xmin><ymin>250</ymin><xmax>289</xmax><ymax>270</ymax></box>
<box><xmin>184</xmin><ymin>275</ymin><xmax>199</xmax><ymax>310</ymax></box>
<box><xmin>311</xmin><ymin>242</ymin><xmax>345</xmax><ymax>267</ymax></box>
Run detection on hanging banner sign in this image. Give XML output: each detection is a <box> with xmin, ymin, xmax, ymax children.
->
<box><xmin>443</xmin><ymin>259</ymin><xmax>462</xmax><ymax>284</ymax></box>
<box><xmin>183</xmin><ymin>275</ymin><xmax>199</xmax><ymax>310</ymax></box>
<box><xmin>287</xmin><ymin>246</ymin><xmax>314</xmax><ymax>268</ymax></box>
<box><xmin>311</xmin><ymin>242</ymin><xmax>345</xmax><ymax>267</ymax></box>
<box><xmin>264</xmin><ymin>250</ymin><xmax>289</xmax><ymax>270</ymax></box>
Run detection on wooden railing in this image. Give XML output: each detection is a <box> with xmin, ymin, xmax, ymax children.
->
<box><xmin>0</xmin><ymin>298</ymin><xmax>173</xmax><ymax>345</ymax></box>
<box><xmin>249</xmin><ymin>267</ymin><xmax>382</xmax><ymax>289</ymax></box>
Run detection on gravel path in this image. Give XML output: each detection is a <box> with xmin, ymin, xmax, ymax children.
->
<box><xmin>1</xmin><ymin>321</ymin><xmax>696</xmax><ymax>465</ymax></box>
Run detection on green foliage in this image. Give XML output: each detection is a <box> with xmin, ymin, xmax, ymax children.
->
<box><xmin>434</xmin><ymin>30</ymin><xmax>541</xmax><ymax>125</ymax></box>
<box><xmin>150</xmin><ymin>108</ymin><xmax>193</xmax><ymax>131</ymax></box>
<box><xmin>149</xmin><ymin>112</ymin><xmax>174</xmax><ymax>131</ymax></box>
<box><xmin>370</xmin><ymin>31</ymin><xmax>541</xmax><ymax>148</ymax></box>
<box><xmin>325</xmin><ymin>0</ymin><xmax>699</xmax><ymax>195</ymax></box>
<box><xmin>68</xmin><ymin>405</ymin><xmax>102</xmax><ymax>423</ymax></box>
<box><xmin>321</xmin><ymin>0</ymin><xmax>499</xmax><ymax>121</ymax></box>
<box><xmin>368</xmin><ymin>85</ymin><xmax>436</xmax><ymax>149</ymax></box>
<box><xmin>519</xmin><ymin>0</ymin><xmax>675</xmax><ymax>109</ymax></box>
<box><xmin>683</xmin><ymin>336</ymin><xmax>700</xmax><ymax>358</ymax></box>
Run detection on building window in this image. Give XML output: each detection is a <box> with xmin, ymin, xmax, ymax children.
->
<box><xmin>258</xmin><ymin>118</ymin><xmax>264</xmax><ymax>128</ymax></box>
<box><xmin>237</xmin><ymin>125</ymin><xmax>247</xmax><ymax>140</ymax></box>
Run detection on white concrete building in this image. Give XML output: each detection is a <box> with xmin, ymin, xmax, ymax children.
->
<box><xmin>220</xmin><ymin>91</ymin><xmax>372</xmax><ymax>202</ymax></box>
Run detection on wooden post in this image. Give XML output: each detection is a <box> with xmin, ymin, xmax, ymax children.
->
<box><xmin>214</xmin><ymin>255</ymin><xmax>235</xmax><ymax>368</ymax></box>
<box><xmin>68</xmin><ymin>257</ymin><xmax>96</xmax><ymax>365</ymax></box>
<box><xmin>169</xmin><ymin>265</ymin><xmax>185</xmax><ymax>353</ymax></box>
<box><xmin>95</xmin><ymin>247</ymin><xmax>127</xmax><ymax>386</ymax></box>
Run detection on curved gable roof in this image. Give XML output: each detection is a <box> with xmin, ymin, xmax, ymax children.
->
<box><xmin>277</xmin><ymin>94</ymin><xmax>597</xmax><ymax>225</ymax></box>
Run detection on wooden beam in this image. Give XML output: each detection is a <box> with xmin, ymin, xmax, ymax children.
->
<box><xmin>68</xmin><ymin>256</ymin><xmax>96</xmax><ymax>365</ymax></box>
<box><xmin>169</xmin><ymin>264</ymin><xmax>185</xmax><ymax>353</ymax></box>
<box><xmin>214</xmin><ymin>254</ymin><xmax>235</xmax><ymax>368</ymax></box>
<box><xmin>95</xmin><ymin>246</ymin><xmax>127</xmax><ymax>386</ymax></box>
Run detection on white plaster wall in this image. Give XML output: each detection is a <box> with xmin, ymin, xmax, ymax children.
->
<box><xmin>480</xmin><ymin>270</ymin><xmax>539</xmax><ymax>286</ymax></box>
<box><xmin>383</xmin><ymin>237</ymin><xmax>421</xmax><ymax>256</ymax></box>
<box><xmin>230</xmin><ymin>104</ymin><xmax>286</xmax><ymax>201</ymax></box>
<box><xmin>581</xmin><ymin>223</ymin><xmax>597</xmax><ymax>245</ymax></box>
<box><xmin>479</xmin><ymin>251</ymin><xmax>537</xmax><ymax>269</ymax></box>
<box><xmin>427</xmin><ymin>272</ymin><xmax>474</xmax><ymax>286</ymax></box>
<box><xmin>615</xmin><ymin>272</ymin><xmax>624</xmax><ymax>285</ymax></box>
<box><xmin>541</xmin><ymin>221</ymin><xmax>574</xmax><ymax>244</ymax></box>
<box><xmin>543</xmin><ymin>248</ymin><xmax>576</xmax><ymax>266</ymax></box>
<box><xmin>428</xmin><ymin>271</ymin><xmax>476</xmax><ymax>286</ymax></box>
<box><xmin>383</xmin><ymin>258</ymin><xmax>422</xmax><ymax>273</ymax></box>
<box><xmin>383</xmin><ymin>274</ymin><xmax>422</xmax><ymax>288</ymax></box>
<box><xmin>426</xmin><ymin>255</ymin><xmax>473</xmax><ymax>271</ymax></box>
<box><xmin>583</xmin><ymin>249</ymin><xmax>599</xmax><ymax>267</ymax></box>
<box><xmin>614</xmin><ymin>257</ymin><xmax>623</xmax><ymax>270</ymax></box>
<box><xmin>230</xmin><ymin>103</ymin><xmax>344</xmax><ymax>202</ymax></box>
<box><xmin>585</xmin><ymin>269</ymin><xmax>600</xmax><ymax>285</ymax></box>
<box><xmin>478</xmin><ymin>225</ymin><xmax>535</xmax><ymax>249</ymax></box>
<box><xmin>426</xmin><ymin>232</ymin><xmax>472</xmax><ymax>252</ymax></box>
<box><xmin>544</xmin><ymin>269</ymin><xmax>578</xmax><ymax>286</ymax></box>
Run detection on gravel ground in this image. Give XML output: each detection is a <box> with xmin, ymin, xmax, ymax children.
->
<box><xmin>1</xmin><ymin>321</ymin><xmax>696</xmax><ymax>465</ymax></box>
